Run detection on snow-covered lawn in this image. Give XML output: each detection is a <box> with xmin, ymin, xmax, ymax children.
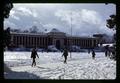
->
<box><xmin>4</xmin><ymin>52</ymin><xmax>116</xmax><ymax>79</ymax></box>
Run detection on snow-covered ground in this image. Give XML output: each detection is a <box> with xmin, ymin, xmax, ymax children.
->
<box><xmin>4</xmin><ymin>52</ymin><xmax>116</xmax><ymax>79</ymax></box>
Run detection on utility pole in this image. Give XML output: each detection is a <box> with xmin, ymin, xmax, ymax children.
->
<box><xmin>70</xmin><ymin>11</ymin><xmax>72</xmax><ymax>58</ymax></box>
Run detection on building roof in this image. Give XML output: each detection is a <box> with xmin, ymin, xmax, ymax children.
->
<box><xmin>66</xmin><ymin>34</ymin><xmax>96</xmax><ymax>38</ymax></box>
<box><xmin>11</xmin><ymin>29</ymin><xmax>100</xmax><ymax>39</ymax></box>
<box><xmin>50</xmin><ymin>28</ymin><xmax>63</xmax><ymax>33</ymax></box>
<box><xmin>11</xmin><ymin>32</ymin><xmax>47</xmax><ymax>36</ymax></box>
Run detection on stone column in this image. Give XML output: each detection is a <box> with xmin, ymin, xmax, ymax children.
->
<box><xmin>17</xmin><ymin>36</ymin><xmax>20</xmax><ymax>46</ymax></box>
<box><xmin>53</xmin><ymin>39</ymin><xmax>55</xmax><ymax>46</ymax></box>
<box><xmin>84</xmin><ymin>40</ymin><xmax>86</xmax><ymax>48</ymax></box>
<box><xmin>38</xmin><ymin>37</ymin><xmax>39</xmax><ymax>47</ymax></box>
<box><xmin>41</xmin><ymin>37</ymin><xmax>43</xmax><ymax>47</ymax></box>
<box><xmin>82</xmin><ymin>40</ymin><xmax>84</xmax><ymax>48</ymax></box>
<box><xmin>29</xmin><ymin>37</ymin><xmax>31</xmax><ymax>47</ymax></box>
<box><xmin>92</xmin><ymin>39</ymin><xmax>94</xmax><ymax>48</ymax></box>
<box><xmin>43</xmin><ymin>37</ymin><xmax>44</xmax><ymax>47</ymax></box>
<box><xmin>42</xmin><ymin>37</ymin><xmax>43</xmax><ymax>47</ymax></box>
<box><xmin>40</xmin><ymin>37</ymin><xmax>42</xmax><ymax>47</ymax></box>
<box><xmin>14</xmin><ymin>36</ymin><xmax>16</xmax><ymax>46</ymax></box>
<box><xmin>88</xmin><ymin>40</ymin><xmax>89</xmax><ymax>48</ymax></box>
<box><xmin>84</xmin><ymin>40</ymin><xmax>85</xmax><ymax>48</ymax></box>
<box><xmin>24</xmin><ymin>36</ymin><xmax>26</xmax><ymax>47</ymax></box>
<box><xmin>86</xmin><ymin>40</ymin><xmax>88</xmax><ymax>48</ymax></box>
<box><xmin>36</xmin><ymin>37</ymin><xmax>38</xmax><ymax>47</ymax></box>
<box><xmin>26</xmin><ymin>36</ymin><xmax>28</xmax><ymax>47</ymax></box>
<box><xmin>31</xmin><ymin>37</ymin><xmax>33</xmax><ymax>47</ymax></box>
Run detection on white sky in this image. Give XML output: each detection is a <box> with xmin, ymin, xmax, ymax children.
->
<box><xmin>4</xmin><ymin>3</ymin><xmax>116</xmax><ymax>36</ymax></box>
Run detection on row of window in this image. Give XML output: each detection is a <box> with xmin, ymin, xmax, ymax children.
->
<box><xmin>13</xmin><ymin>35</ymin><xmax>51</xmax><ymax>48</ymax></box>
<box><xmin>65</xmin><ymin>39</ymin><xmax>97</xmax><ymax>48</ymax></box>
<box><xmin>12</xmin><ymin>35</ymin><xmax>98</xmax><ymax>48</ymax></box>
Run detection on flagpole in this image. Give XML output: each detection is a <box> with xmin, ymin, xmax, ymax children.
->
<box><xmin>70</xmin><ymin>12</ymin><xmax>72</xmax><ymax>58</ymax></box>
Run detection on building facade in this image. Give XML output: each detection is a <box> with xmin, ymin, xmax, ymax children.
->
<box><xmin>10</xmin><ymin>29</ymin><xmax>101</xmax><ymax>49</ymax></box>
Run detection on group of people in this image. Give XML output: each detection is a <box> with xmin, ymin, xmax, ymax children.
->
<box><xmin>30</xmin><ymin>47</ymin><xmax>97</xmax><ymax>67</ymax></box>
<box><xmin>30</xmin><ymin>45</ymin><xmax>116</xmax><ymax>67</ymax></box>
<box><xmin>30</xmin><ymin>47</ymin><xmax>69</xmax><ymax>67</ymax></box>
<box><xmin>89</xmin><ymin>45</ymin><xmax>116</xmax><ymax>60</ymax></box>
<box><xmin>104</xmin><ymin>45</ymin><xmax>116</xmax><ymax>60</ymax></box>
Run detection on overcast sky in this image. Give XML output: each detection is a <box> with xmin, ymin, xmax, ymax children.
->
<box><xmin>4</xmin><ymin>3</ymin><xmax>116</xmax><ymax>36</ymax></box>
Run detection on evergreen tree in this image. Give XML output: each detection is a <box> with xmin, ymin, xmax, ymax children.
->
<box><xmin>2</xmin><ymin>0</ymin><xmax>13</xmax><ymax>49</ymax></box>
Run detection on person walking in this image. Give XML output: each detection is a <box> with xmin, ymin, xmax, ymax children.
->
<box><xmin>92</xmin><ymin>49</ymin><xmax>95</xmax><ymax>59</ymax></box>
<box><xmin>105</xmin><ymin>45</ymin><xmax>109</xmax><ymax>57</ymax></box>
<box><xmin>31</xmin><ymin>48</ymin><xmax>39</xmax><ymax>67</ymax></box>
<box><xmin>62</xmin><ymin>47</ymin><xmax>68</xmax><ymax>64</ymax></box>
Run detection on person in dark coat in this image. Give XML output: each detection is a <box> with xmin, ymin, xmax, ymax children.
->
<box><xmin>111</xmin><ymin>47</ymin><xmax>116</xmax><ymax>60</ymax></box>
<box><xmin>31</xmin><ymin>48</ymin><xmax>39</xmax><ymax>67</ymax></box>
<box><xmin>105</xmin><ymin>45</ymin><xmax>109</xmax><ymax>57</ymax></box>
<box><xmin>62</xmin><ymin>47</ymin><xmax>68</xmax><ymax>64</ymax></box>
<box><xmin>92</xmin><ymin>49</ymin><xmax>95</xmax><ymax>59</ymax></box>
<box><xmin>108</xmin><ymin>47</ymin><xmax>111</xmax><ymax>57</ymax></box>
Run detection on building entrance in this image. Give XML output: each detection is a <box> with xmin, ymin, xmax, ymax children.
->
<box><xmin>56</xmin><ymin>40</ymin><xmax>60</xmax><ymax>49</ymax></box>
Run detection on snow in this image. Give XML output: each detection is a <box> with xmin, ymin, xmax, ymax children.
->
<box><xmin>47</xmin><ymin>45</ymin><xmax>60</xmax><ymax>52</ymax></box>
<box><xmin>4</xmin><ymin>52</ymin><xmax>116</xmax><ymax>79</ymax></box>
<box><xmin>70</xmin><ymin>45</ymin><xmax>81</xmax><ymax>52</ymax></box>
<box><xmin>98</xmin><ymin>43</ymin><xmax>114</xmax><ymax>47</ymax></box>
